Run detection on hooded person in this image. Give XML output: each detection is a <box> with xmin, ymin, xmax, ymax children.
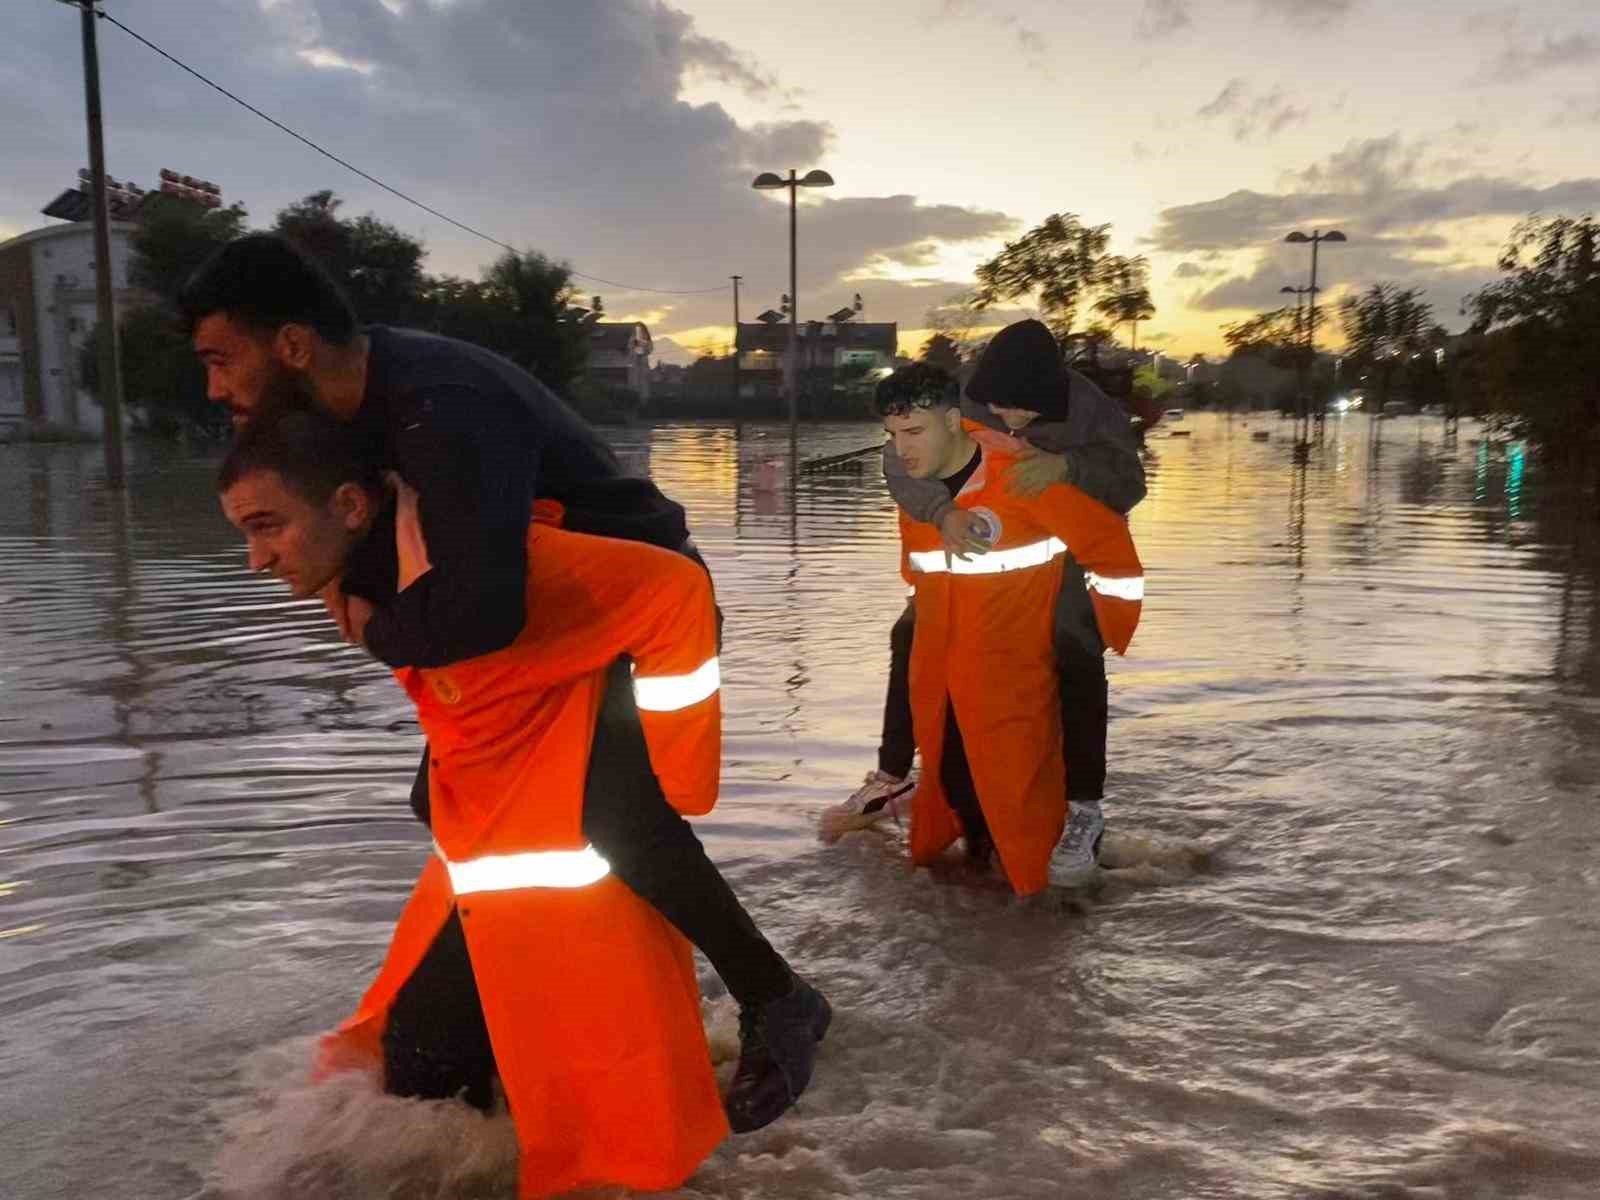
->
<box><xmin>216</xmin><ymin>403</ymin><xmax>773</xmax><ymax>1198</ymax></box>
<box><xmin>824</xmin><ymin>321</ymin><xmax>1145</xmax><ymax>884</ymax></box>
<box><xmin>872</xmin><ymin>363</ymin><xmax>1144</xmax><ymax>896</ymax></box>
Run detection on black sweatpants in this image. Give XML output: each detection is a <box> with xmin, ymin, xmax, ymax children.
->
<box><xmin>407</xmin><ymin>659</ymin><xmax>791</xmax><ymax>1012</ymax></box>
<box><xmin>879</xmin><ymin>556</ymin><xmax>1109</xmax><ymax>804</ymax></box>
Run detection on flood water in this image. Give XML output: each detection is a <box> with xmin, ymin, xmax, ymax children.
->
<box><xmin>4</xmin><ymin>413</ymin><xmax>1599</xmax><ymax>1200</ymax></box>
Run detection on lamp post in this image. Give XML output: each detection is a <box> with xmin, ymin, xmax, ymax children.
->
<box><xmin>729</xmin><ymin>274</ymin><xmax>742</xmax><ymax>421</ymax></box>
<box><xmin>752</xmin><ymin>168</ymin><xmax>834</xmax><ymax>446</ymax></box>
<box><xmin>1284</xmin><ymin>229</ymin><xmax>1346</xmax><ymax>443</ymax></box>
<box><xmin>1280</xmin><ymin>284</ymin><xmax>1317</xmax><ymax>426</ymax></box>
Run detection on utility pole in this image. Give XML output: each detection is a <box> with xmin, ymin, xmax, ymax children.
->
<box><xmin>65</xmin><ymin>0</ymin><xmax>126</xmax><ymax>488</ymax></box>
<box><xmin>730</xmin><ymin>274</ymin><xmax>742</xmax><ymax>416</ymax></box>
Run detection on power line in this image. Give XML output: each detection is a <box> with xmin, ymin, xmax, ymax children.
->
<box><xmin>93</xmin><ymin>8</ymin><xmax>730</xmax><ymax>296</ymax></box>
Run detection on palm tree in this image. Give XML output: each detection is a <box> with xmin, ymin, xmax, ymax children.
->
<box><xmin>1339</xmin><ymin>283</ymin><xmax>1434</xmax><ymax>422</ymax></box>
<box><xmin>1094</xmin><ymin>255</ymin><xmax>1156</xmax><ymax>351</ymax></box>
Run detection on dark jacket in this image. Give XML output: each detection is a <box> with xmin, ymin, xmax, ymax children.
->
<box><xmin>347</xmin><ymin>326</ymin><xmax>689</xmax><ymax>670</ymax></box>
<box><xmin>884</xmin><ymin>367</ymin><xmax>1146</xmax><ymax>525</ymax></box>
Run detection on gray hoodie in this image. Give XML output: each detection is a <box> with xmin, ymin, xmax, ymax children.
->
<box><xmin>883</xmin><ymin>367</ymin><xmax>1146</xmax><ymax>526</ymax></box>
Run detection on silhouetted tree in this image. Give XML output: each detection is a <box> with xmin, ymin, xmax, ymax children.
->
<box><xmin>1094</xmin><ymin>255</ymin><xmax>1156</xmax><ymax>350</ymax></box>
<box><xmin>416</xmin><ymin>250</ymin><xmax>588</xmax><ymax>395</ymax></box>
<box><xmin>1221</xmin><ymin>306</ymin><xmax>1301</xmax><ymax>365</ymax></box>
<box><xmin>274</xmin><ymin>190</ymin><xmax>426</xmax><ymax>326</ymax></box>
<box><xmin>1467</xmin><ymin>213</ymin><xmax>1600</xmax><ymax>459</ymax></box>
<box><xmin>971</xmin><ymin>213</ymin><xmax>1112</xmax><ymax>340</ymax></box>
<box><xmin>129</xmin><ymin>192</ymin><xmax>250</xmax><ymax>303</ymax></box>
<box><xmin>1339</xmin><ymin>283</ymin><xmax>1434</xmax><ymax>416</ymax></box>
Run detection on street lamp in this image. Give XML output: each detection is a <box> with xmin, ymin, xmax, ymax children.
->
<box><xmin>1283</xmin><ymin>230</ymin><xmax>1346</xmax><ymax>358</ymax></box>
<box><xmin>753</xmin><ymin>168</ymin><xmax>834</xmax><ymax>442</ymax></box>
<box><xmin>1278</xmin><ymin>283</ymin><xmax>1318</xmax><ymax>334</ymax></box>
<box><xmin>1280</xmin><ymin>284</ymin><xmax>1318</xmax><ymax>413</ymax></box>
<box><xmin>1284</xmin><ymin>230</ymin><xmax>1346</xmax><ymax>437</ymax></box>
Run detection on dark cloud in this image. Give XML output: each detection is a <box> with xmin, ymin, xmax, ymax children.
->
<box><xmin>1255</xmin><ymin>0</ymin><xmax>1360</xmax><ymax>27</ymax></box>
<box><xmin>1481</xmin><ymin>32</ymin><xmax>1600</xmax><ymax>83</ymax></box>
<box><xmin>679</xmin><ymin>34</ymin><xmax>786</xmax><ymax>99</ymax></box>
<box><xmin>1153</xmin><ymin>133</ymin><xmax>1600</xmax><ymax>325</ymax></box>
<box><xmin>1188</xmin><ymin>237</ymin><xmax>1493</xmax><ymax>323</ymax></box>
<box><xmin>1136</xmin><ymin>0</ymin><xmax>1193</xmax><ymax>40</ymax></box>
<box><xmin>1172</xmin><ymin>261</ymin><xmax>1226</xmax><ymax>279</ymax></box>
<box><xmin>4</xmin><ymin>1</ymin><xmax>1017</xmax><ymax>342</ymax></box>
<box><xmin>1152</xmin><ymin>134</ymin><xmax>1600</xmax><ymax>257</ymax></box>
<box><xmin>1196</xmin><ymin>79</ymin><xmax>1310</xmax><ymax>142</ymax></box>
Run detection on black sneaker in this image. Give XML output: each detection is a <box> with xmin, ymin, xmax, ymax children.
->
<box><xmin>724</xmin><ymin>977</ymin><xmax>832</xmax><ymax>1133</ymax></box>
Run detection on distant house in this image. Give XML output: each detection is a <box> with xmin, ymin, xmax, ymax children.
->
<box><xmin>2</xmin><ymin>168</ymin><xmax>223</xmax><ymax>436</ymax></box>
<box><xmin>579</xmin><ymin>321</ymin><xmax>652</xmax><ymax>402</ymax></box>
<box><xmin>734</xmin><ymin>310</ymin><xmax>897</xmax><ymax>414</ymax></box>
<box><xmin>0</xmin><ymin>220</ymin><xmax>139</xmax><ymax>435</ymax></box>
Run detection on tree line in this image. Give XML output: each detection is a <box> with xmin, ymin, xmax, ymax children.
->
<box><xmin>87</xmin><ymin>189</ymin><xmax>606</xmax><ymax>435</ymax></box>
<box><xmin>1214</xmin><ymin>213</ymin><xmax>1598</xmax><ymax>464</ymax></box>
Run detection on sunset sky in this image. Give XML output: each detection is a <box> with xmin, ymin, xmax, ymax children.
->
<box><xmin>5</xmin><ymin>0</ymin><xmax>1598</xmax><ymax>360</ymax></box>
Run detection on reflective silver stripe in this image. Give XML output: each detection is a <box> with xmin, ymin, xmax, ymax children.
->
<box><xmin>438</xmin><ymin>844</ymin><xmax>611</xmax><ymax>893</ymax></box>
<box><xmin>1085</xmin><ymin>572</ymin><xmax>1145</xmax><ymax>601</ymax></box>
<box><xmin>908</xmin><ymin>536</ymin><xmax>1067</xmax><ymax>576</ymax></box>
<box><xmin>631</xmin><ymin>655</ymin><xmax>720</xmax><ymax>712</ymax></box>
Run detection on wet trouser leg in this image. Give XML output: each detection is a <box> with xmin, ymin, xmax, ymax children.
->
<box><xmin>382</xmin><ymin>908</ymin><xmax>496</xmax><ymax>1111</ymax></box>
<box><xmin>940</xmin><ymin>701</ymin><xmax>992</xmax><ymax>861</ymax></box>
<box><xmin>877</xmin><ymin>602</ymin><xmax>917</xmax><ymax>779</ymax></box>
<box><xmin>581</xmin><ymin>658</ymin><xmax>793</xmax><ymax>1009</ymax></box>
<box><xmin>1054</xmin><ymin>558</ymin><xmax>1109</xmax><ymax>805</ymax></box>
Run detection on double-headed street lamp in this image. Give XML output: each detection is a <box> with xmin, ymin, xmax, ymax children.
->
<box><xmin>1280</xmin><ymin>283</ymin><xmax>1319</xmax><ymax>425</ymax></box>
<box><xmin>753</xmin><ymin>168</ymin><xmax>834</xmax><ymax>441</ymax></box>
<box><xmin>1284</xmin><ymin>229</ymin><xmax>1346</xmax><ymax>361</ymax></box>
<box><xmin>1278</xmin><ymin>284</ymin><xmax>1318</xmax><ymax>337</ymax></box>
<box><xmin>1285</xmin><ymin>230</ymin><xmax>1346</xmax><ymax>437</ymax></box>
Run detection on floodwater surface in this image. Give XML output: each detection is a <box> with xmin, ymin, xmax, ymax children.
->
<box><xmin>3</xmin><ymin>414</ymin><xmax>1598</xmax><ymax>1199</ymax></box>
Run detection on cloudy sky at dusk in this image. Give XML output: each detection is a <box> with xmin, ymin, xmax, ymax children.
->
<box><xmin>5</xmin><ymin>0</ymin><xmax>1598</xmax><ymax>360</ymax></box>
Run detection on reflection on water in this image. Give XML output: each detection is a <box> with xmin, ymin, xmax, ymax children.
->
<box><xmin>4</xmin><ymin>415</ymin><xmax>1600</xmax><ymax>1199</ymax></box>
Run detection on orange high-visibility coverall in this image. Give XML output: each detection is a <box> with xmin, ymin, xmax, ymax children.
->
<box><xmin>319</xmin><ymin>517</ymin><xmax>728</xmax><ymax>1198</ymax></box>
<box><xmin>901</xmin><ymin>424</ymin><xmax>1144</xmax><ymax>895</ymax></box>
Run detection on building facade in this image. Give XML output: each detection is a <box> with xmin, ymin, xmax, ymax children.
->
<box><xmin>0</xmin><ymin>221</ymin><xmax>137</xmax><ymax>435</ymax></box>
<box><xmin>579</xmin><ymin>321</ymin><xmax>652</xmax><ymax>402</ymax></box>
<box><xmin>734</xmin><ymin>317</ymin><xmax>897</xmax><ymax>411</ymax></box>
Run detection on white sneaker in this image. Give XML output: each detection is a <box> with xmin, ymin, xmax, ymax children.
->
<box><xmin>818</xmin><ymin>769</ymin><xmax>915</xmax><ymax>843</ymax></box>
<box><xmin>1054</xmin><ymin>801</ymin><xmax>1104</xmax><ymax>885</ymax></box>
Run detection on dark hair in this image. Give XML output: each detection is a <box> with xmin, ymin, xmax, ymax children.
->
<box><xmin>874</xmin><ymin>363</ymin><xmax>959</xmax><ymax>417</ymax></box>
<box><xmin>217</xmin><ymin>393</ymin><xmax>381</xmax><ymax>504</ymax></box>
<box><xmin>180</xmin><ymin>233</ymin><xmax>358</xmax><ymax>344</ymax></box>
